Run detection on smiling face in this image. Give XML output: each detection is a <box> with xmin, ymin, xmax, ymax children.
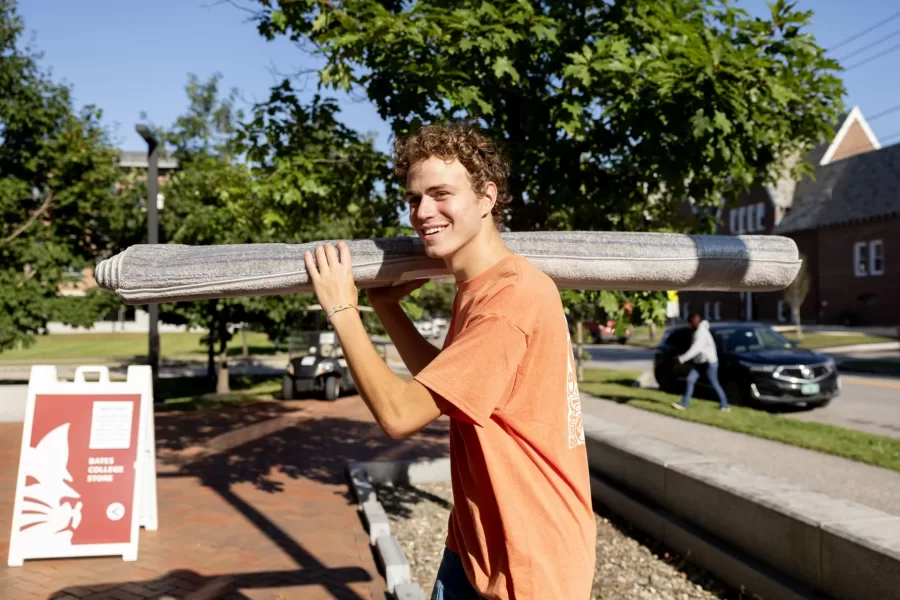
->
<box><xmin>405</xmin><ymin>156</ymin><xmax>497</xmax><ymax>263</ymax></box>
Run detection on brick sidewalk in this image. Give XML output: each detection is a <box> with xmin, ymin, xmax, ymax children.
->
<box><xmin>1</xmin><ymin>395</ymin><xmax>450</xmax><ymax>600</ymax></box>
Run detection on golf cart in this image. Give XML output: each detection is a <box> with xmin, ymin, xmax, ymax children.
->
<box><xmin>281</xmin><ymin>304</ymin><xmax>375</xmax><ymax>401</ymax></box>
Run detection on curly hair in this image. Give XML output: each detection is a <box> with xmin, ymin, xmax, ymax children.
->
<box><xmin>393</xmin><ymin>122</ymin><xmax>511</xmax><ymax>227</ymax></box>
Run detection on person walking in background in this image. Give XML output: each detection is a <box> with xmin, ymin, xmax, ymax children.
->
<box><xmin>672</xmin><ymin>313</ymin><xmax>731</xmax><ymax>412</ymax></box>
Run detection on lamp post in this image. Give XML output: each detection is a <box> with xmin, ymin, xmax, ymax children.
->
<box><xmin>136</xmin><ymin>124</ymin><xmax>160</xmax><ymax>403</ymax></box>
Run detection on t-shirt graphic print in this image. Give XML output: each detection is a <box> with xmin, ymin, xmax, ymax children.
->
<box><xmin>565</xmin><ymin>317</ymin><xmax>586</xmax><ymax>449</ymax></box>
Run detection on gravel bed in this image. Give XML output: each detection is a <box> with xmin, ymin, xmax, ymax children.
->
<box><xmin>375</xmin><ymin>481</ymin><xmax>742</xmax><ymax>600</ymax></box>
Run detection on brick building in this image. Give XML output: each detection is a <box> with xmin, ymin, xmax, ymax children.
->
<box><xmin>681</xmin><ymin>107</ymin><xmax>899</xmax><ymax>326</ymax></box>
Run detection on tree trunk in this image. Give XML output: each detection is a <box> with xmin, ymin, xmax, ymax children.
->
<box><xmin>216</xmin><ymin>319</ymin><xmax>230</xmax><ymax>395</ymax></box>
<box><xmin>241</xmin><ymin>325</ymin><xmax>248</xmax><ymax>358</ymax></box>
<box><xmin>576</xmin><ymin>320</ymin><xmax>585</xmax><ymax>383</ymax></box>
<box><xmin>206</xmin><ymin>301</ymin><xmax>217</xmax><ymax>384</ymax></box>
<box><xmin>649</xmin><ymin>322</ymin><xmax>657</xmax><ymax>342</ymax></box>
<box><xmin>793</xmin><ymin>309</ymin><xmax>803</xmax><ymax>342</ymax></box>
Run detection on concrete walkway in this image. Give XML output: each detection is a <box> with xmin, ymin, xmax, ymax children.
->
<box><xmin>581</xmin><ymin>393</ymin><xmax>900</xmax><ymax>516</ymax></box>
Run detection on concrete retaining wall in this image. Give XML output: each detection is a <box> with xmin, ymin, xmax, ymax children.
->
<box><xmin>583</xmin><ymin>413</ymin><xmax>900</xmax><ymax>600</ymax></box>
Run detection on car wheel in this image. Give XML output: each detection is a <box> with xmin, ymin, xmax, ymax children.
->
<box><xmin>281</xmin><ymin>375</ymin><xmax>295</xmax><ymax>401</ymax></box>
<box><xmin>655</xmin><ymin>368</ymin><xmax>679</xmax><ymax>394</ymax></box>
<box><xmin>616</xmin><ymin>337</ymin><xmax>629</xmax><ymax>345</ymax></box>
<box><xmin>325</xmin><ymin>376</ymin><xmax>341</xmax><ymax>401</ymax></box>
<box><xmin>725</xmin><ymin>380</ymin><xmax>748</xmax><ymax>406</ymax></box>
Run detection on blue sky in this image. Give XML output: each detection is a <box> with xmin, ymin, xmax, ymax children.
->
<box><xmin>17</xmin><ymin>0</ymin><xmax>900</xmax><ymax>155</ymax></box>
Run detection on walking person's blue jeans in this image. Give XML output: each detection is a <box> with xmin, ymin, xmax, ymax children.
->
<box><xmin>431</xmin><ymin>548</ymin><xmax>483</xmax><ymax>600</ymax></box>
<box><xmin>681</xmin><ymin>362</ymin><xmax>729</xmax><ymax>409</ymax></box>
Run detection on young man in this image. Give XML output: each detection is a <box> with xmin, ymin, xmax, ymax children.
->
<box><xmin>303</xmin><ymin>122</ymin><xmax>596</xmax><ymax>599</ymax></box>
<box><xmin>671</xmin><ymin>313</ymin><xmax>731</xmax><ymax>412</ymax></box>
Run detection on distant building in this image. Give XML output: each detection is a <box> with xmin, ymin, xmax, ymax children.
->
<box><xmin>681</xmin><ymin>107</ymin><xmax>899</xmax><ymax>326</ymax></box>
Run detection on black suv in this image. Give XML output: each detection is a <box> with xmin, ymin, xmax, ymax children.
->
<box><xmin>654</xmin><ymin>322</ymin><xmax>841</xmax><ymax>409</ymax></box>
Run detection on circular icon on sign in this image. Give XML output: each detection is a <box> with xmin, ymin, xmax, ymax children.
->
<box><xmin>106</xmin><ymin>502</ymin><xmax>125</xmax><ymax>521</ymax></box>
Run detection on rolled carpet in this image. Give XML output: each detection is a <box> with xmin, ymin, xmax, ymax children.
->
<box><xmin>94</xmin><ymin>231</ymin><xmax>800</xmax><ymax>305</ymax></box>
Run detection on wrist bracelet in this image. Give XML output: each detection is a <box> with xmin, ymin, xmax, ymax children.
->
<box><xmin>327</xmin><ymin>303</ymin><xmax>359</xmax><ymax>320</ymax></box>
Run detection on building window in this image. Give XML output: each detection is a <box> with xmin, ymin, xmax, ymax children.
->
<box><xmin>704</xmin><ymin>301</ymin><xmax>711</xmax><ymax>320</ymax></box>
<box><xmin>854</xmin><ymin>242</ymin><xmax>869</xmax><ymax>277</ymax></box>
<box><xmin>756</xmin><ymin>202</ymin><xmax>766</xmax><ymax>231</ymax></box>
<box><xmin>737</xmin><ymin>206</ymin><xmax>747</xmax><ymax>234</ymax></box>
<box><xmin>714</xmin><ymin>301</ymin><xmax>721</xmax><ymax>321</ymax></box>
<box><xmin>729</xmin><ymin>209</ymin><xmax>737</xmax><ymax>234</ymax></box>
<box><xmin>870</xmin><ymin>240</ymin><xmax>884</xmax><ymax>276</ymax></box>
<box><xmin>855</xmin><ymin>240</ymin><xmax>884</xmax><ymax>277</ymax></box>
<box><xmin>776</xmin><ymin>300</ymin><xmax>786</xmax><ymax>323</ymax></box>
<box><xmin>747</xmin><ymin>205</ymin><xmax>756</xmax><ymax>233</ymax></box>
<box><xmin>682</xmin><ymin>302</ymin><xmax>690</xmax><ymax>321</ymax></box>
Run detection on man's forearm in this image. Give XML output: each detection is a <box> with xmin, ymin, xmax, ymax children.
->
<box><xmin>328</xmin><ymin>310</ymin><xmax>409</xmax><ymax>433</ymax></box>
<box><xmin>372</xmin><ymin>301</ymin><xmax>441</xmax><ymax>376</ymax></box>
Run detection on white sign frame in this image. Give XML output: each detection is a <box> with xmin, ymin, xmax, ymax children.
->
<box><xmin>7</xmin><ymin>365</ymin><xmax>157</xmax><ymax>567</ymax></box>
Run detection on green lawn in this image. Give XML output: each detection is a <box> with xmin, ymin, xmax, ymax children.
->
<box><xmin>781</xmin><ymin>332</ymin><xmax>896</xmax><ymax>349</ymax></box>
<box><xmin>581</xmin><ymin>368</ymin><xmax>900</xmax><ymax>473</ymax></box>
<box><xmin>157</xmin><ymin>374</ymin><xmax>284</xmax><ymax>411</ymax></box>
<box><xmin>0</xmin><ymin>332</ymin><xmax>279</xmax><ymax>362</ymax></box>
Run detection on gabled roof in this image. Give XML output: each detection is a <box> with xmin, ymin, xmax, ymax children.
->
<box><xmin>773</xmin><ymin>141</ymin><xmax>900</xmax><ymax>234</ymax></box>
<box><xmin>818</xmin><ymin>106</ymin><xmax>881</xmax><ymax>166</ymax></box>
<box><xmin>765</xmin><ymin>107</ymin><xmax>879</xmax><ymax>213</ymax></box>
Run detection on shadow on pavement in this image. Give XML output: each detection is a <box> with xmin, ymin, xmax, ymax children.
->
<box><xmin>46</xmin><ymin>400</ymin><xmax>449</xmax><ymax>600</ymax></box>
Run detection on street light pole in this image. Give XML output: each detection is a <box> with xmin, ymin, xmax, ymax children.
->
<box><xmin>136</xmin><ymin>124</ymin><xmax>160</xmax><ymax>403</ymax></box>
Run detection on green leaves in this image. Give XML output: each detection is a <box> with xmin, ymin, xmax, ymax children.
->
<box><xmin>0</xmin><ymin>0</ymin><xmax>132</xmax><ymax>352</ymax></box>
<box><xmin>492</xmin><ymin>56</ymin><xmax>520</xmax><ymax>83</ymax></box>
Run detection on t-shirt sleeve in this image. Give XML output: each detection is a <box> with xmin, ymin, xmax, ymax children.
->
<box><xmin>414</xmin><ymin>314</ymin><xmax>527</xmax><ymax>427</ymax></box>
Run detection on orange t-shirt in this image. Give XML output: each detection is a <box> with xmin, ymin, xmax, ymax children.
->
<box><xmin>415</xmin><ymin>254</ymin><xmax>596</xmax><ymax>599</ymax></box>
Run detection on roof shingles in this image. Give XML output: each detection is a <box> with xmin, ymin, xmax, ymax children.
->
<box><xmin>774</xmin><ymin>142</ymin><xmax>900</xmax><ymax>234</ymax></box>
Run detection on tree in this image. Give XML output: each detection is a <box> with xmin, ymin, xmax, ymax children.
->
<box><xmin>249</xmin><ymin>0</ymin><xmax>844</xmax><ymax>320</ymax></box>
<box><xmin>153</xmin><ymin>74</ymin><xmax>399</xmax><ymax>395</ymax></box>
<box><xmin>252</xmin><ymin>0</ymin><xmax>843</xmax><ymax>229</ymax></box>
<box><xmin>0</xmin><ymin>0</ymin><xmax>135</xmax><ymax>352</ymax></box>
<box><xmin>783</xmin><ymin>254</ymin><xmax>810</xmax><ymax>340</ymax></box>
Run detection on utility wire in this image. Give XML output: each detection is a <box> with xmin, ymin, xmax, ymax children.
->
<box><xmin>844</xmin><ymin>41</ymin><xmax>900</xmax><ymax>71</ymax></box>
<box><xmin>829</xmin><ymin>10</ymin><xmax>900</xmax><ymax>52</ymax></box>
<box><xmin>868</xmin><ymin>103</ymin><xmax>900</xmax><ymax>122</ymax></box>
<box><xmin>837</xmin><ymin>27</ymin><xmax>900</xmax><ymax>61</ymax></box>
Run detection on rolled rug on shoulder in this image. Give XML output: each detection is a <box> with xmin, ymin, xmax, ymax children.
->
<box><xmin>94</xmin><ymin>231</ymin><xmax>801</xmax><ymax>305</ymax></box>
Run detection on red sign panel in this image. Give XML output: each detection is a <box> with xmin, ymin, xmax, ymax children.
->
<box><xmin>21</xmin><ymin>393</ymin><xmax>142</xmax><ymax>547</ymax></box>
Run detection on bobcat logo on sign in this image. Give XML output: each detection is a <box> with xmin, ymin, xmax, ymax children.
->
<box><xmin>564</xmin><ymin>319</ymin><xmax>585</xmax><ymax>448</ymax></box>
<box><xmin>18</xmin><ymin>423</ymin><xmax>83</xmax><ymax>545</ymax></box>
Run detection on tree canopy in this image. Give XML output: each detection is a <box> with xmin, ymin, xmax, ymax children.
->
<box><xmin>151</xmin><ymin>73</ymin><xmax>403</xmax><ymax>391</ymax></box>
<box><xmin>252</xmin><ymin>0</ymin><xmax>844</xmax><ymax>232</ymax></box>
<box><xmin>249</xmin><ymin>0</ymin><xmax>845</xmax><ymax>327</ymax></box>
<box><xmin>0</xmin><ymin>0</ymin><xmax>135</xmax><ymax>352</ymax></box>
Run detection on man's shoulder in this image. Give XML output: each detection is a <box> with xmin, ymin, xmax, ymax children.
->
<box><xmin>471</xmin><ymin>256</ymin><xmax>562</xmax><ymax>323</ymax></box>
<box><xmin>511</xmin><ymin>255</ymin><xmax>561</xmax><ymax>299</ymax></box>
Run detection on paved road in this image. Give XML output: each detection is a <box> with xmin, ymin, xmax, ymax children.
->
<box><xmin>582</xmin><ymin>394</ymin><xmax>900</xmax><ymax>516</ymax></box>
<box><xmin>786</xmin><ymin>374</ymin><xmax>900</xmax><ymax>438</ymax></box>
<box><xmin>582</xmin><ymin>344</ymin><xmax>900</xmax><ymax>439</ymax></box>
<box><xmin>582</xmin><ymin>344</ymin><xmax>655</xmax><ymax>372</ymax></box>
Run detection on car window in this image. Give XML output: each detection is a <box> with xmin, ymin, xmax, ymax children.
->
<box><xmin>713</xmin><ymin>327</ymin><xmax>792</xmax><ymax>352</ymax></box>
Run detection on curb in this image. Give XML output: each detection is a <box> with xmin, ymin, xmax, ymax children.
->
<box><xmin>583</xmin><ymin>412</ymin><xmax>900</xmax><ymax>600</ymax></box>
<box><xmin>345</xmin><ymin>458</ymin><xmax>453</xmax><ymax>599</ymax></box>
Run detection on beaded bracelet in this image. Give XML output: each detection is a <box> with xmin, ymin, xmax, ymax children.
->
<box><xmin>327</xmin><ymin>303</ymin><xmax>359</xmax><ymax>320</ymax></box>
